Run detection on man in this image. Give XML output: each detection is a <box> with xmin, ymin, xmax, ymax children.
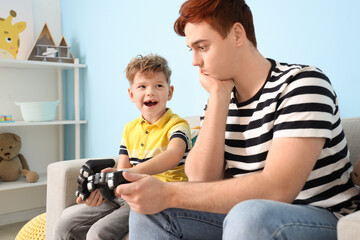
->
<box><xmin>116</xmin><ymin>0</ymin><xmax>360</xmax><ymax>239</ymax></box>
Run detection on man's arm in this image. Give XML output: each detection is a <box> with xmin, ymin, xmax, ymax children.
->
<box><xmin>117</xmin><ymin>136</ymin><xmax>324</xmax><ymax>214</ymax></box>
<box><xmin>128</xmin><ymin>137</ymin><xmax>187</xmax><ymax>175</ymax></box>
<box><xmin>185</xmin><ymin>73</ymin><xmax>234</xmax><ymax>181</ymax></box>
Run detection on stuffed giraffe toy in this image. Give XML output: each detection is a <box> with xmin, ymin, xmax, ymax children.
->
<box><xmin>0</xmin><ymin>10</ymin><xmax>26</xmax><ymax>59</ymax></box>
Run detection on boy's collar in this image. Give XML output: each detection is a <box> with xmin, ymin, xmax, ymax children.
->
<box><xmin>139</xmin><ymin>108</ymin><xmax>173</xmax><ymax>128</ymax></box>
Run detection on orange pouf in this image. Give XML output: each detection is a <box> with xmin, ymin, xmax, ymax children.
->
<box><xmin>16</xmin><ymin>213</ymin><xmax>46</xmax><ymax>240</ymax></box>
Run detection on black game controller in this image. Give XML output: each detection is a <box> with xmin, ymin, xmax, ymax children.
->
<box><xmin>75</xmin><ymin>159</ymin><xmax>130</xmax><ymax>201</ymax></box>
<box><xmin>76</xmin><ymin>159</ymin><xmax>115</xmax><ymax>201</ymax></box>
<box><xmin>87</xmin><ymin>170</ymin><xmax>130</xmax><ymax>201</ymax></box>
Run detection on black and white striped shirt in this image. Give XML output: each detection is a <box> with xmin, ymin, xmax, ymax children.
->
<box><xmin>201</xmin><ymin>59</ymin><xmax>360</xmax><ymax>217</ymax></box>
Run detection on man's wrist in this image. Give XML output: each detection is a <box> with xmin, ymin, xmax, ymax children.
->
<box><xmin>163</xmin><ymin>182</ymin><xmax>180</xmax><ymax>209</ymax></box>
<box><xmin>209</xmin><ymin>91</ymin><xmax>231</xmax><ymax>106</ymax></box>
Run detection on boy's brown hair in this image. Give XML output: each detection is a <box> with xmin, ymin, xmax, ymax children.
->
<box><xmin>125</xmin><ymin>54</ymin><xmax>172</xmax><ymax>85</ymax></box>
<box><xmin>174</xmin><ymin>0</ymin><xmax>257</xmax><ymax>48</ymax></box>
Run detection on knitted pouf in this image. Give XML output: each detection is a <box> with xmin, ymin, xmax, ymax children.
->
<box><xmin>16</xmin><ymin>213</ymin><xmax>46</xmax><ymax>240</ymax></box>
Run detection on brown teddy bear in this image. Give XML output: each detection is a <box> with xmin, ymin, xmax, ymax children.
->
<box><xmin>351</xmin><ymin>156</ymin><xmax>360</xmax><ymax>186</ymax></box>
<box><xmin>0</xmin><ymin>132</ymin><xmax>39</xmax><ymax>183</ymax></box>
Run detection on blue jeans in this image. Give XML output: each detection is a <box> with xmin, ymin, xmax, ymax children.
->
<box><xmin>129</xmin><ymin>199</ymin><xmax>338</xmax><ymax>240</ymax></box>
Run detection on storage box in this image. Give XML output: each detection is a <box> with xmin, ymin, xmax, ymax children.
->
<box><xmin>15</xmin><ymin>100</ymin><xmax>60</xmax><ymax>122</ymax></box>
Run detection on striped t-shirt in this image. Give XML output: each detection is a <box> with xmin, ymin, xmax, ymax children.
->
<box><xmin>119</xmin><ymin>108</ymin><xmax>191</xmax><ymax>182</ymax></box>
<box><xmin>201</xmin><ymin>59</ymin><xmax>360</xmax><ymax>217</ymax></box>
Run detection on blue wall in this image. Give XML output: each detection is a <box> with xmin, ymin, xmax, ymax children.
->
<box><xmin>61</xmin><ymin>0</ymin><xmax>360</xmax><ymax>159</ymax></box>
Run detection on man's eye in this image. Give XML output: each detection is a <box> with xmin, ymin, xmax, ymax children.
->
<box><xmin>138</xmin><ymin>85</ymin><xmax>145</xmax><ymax>89</ymax></box>
<box><xmin>199</xmin><ymin>46</ymin><xmax>206</xmax><ymax>51</ymax></box>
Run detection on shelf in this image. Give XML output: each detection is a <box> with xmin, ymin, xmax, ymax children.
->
<box><xmin>0</xmin><ymin>56</ymin><xmax>85</xmax><ymax>225</ymax></box>
<box><xmin>0</xmin><ymin>120</ymin><xmax>87</xmax><ymax>127</ymax></box>
<box><xmin>0</xmin><ymin>172</ymin><xmax>47</xmax><ymax>191</ymax></box>
<box><xmin>0</xmin><ymin>58</ymin><xmax>86</xmax><ymax>70</ymax></box>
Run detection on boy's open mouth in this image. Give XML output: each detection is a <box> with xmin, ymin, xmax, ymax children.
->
<box><xmin>144</xmin><ymin>101</ymin><xmax>158</xmax><ymax>107</ymax></box>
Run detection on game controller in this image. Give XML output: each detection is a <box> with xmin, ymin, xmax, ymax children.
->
<box><xmin>75</xmin><ymin>159</ymin><xmax>130</xmax><ymax>201</ymax></box>
<box><xmin>87</xmin><ymin>170</ymin><xmax>130</xmax><ymax>201</ymax></box>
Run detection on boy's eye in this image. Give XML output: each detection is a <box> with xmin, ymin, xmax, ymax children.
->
<box><xmin>156</xmin><ymin>84</ymin><xmax>164</xmax><ymax>88</ymax></box>
<box><xmin>138</xmin><ymin>85</ymin><xmax>145</xmax><ymax>89</ymax></box>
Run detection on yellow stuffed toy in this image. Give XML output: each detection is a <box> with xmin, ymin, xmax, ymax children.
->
<box><xmin>0</xmin><ymin>132</ymin><xmax>39</xmax><ymax>183</ymax></box>
<box><xmin>351</xmin><ymin>156</ymin><xmax>360</xmax><ymax>186</ymax></box>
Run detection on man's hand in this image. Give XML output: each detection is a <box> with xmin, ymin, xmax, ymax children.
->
<box><xmin>115</xmin><ymin>172</ymin><xmax>170</xmax><ymax>214</ymax></box>
<box><xmin>199</xmin><ymin>70</ymin><xmax>234</xmax><ymax>97</ymax></box>
<box><xmin>184</xmin><ymin>71</ymin><xmax>233</xmax><ymax>181</ymax></box>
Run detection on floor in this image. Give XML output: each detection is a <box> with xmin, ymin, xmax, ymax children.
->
<box><xmin>0</xmin><ymin>221</ymin><xmax>27</xmax><ymax>240</ymax></box>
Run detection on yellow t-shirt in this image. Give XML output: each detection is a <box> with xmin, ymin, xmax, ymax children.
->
<box><xmin>119</xmin><ymin>108</ymin><xmax>191</xmax><ymax>182</ymax></box>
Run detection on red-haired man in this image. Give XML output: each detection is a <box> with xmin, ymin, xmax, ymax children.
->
<box><xmin>117</xmin><ymin>1</ymin><xmax>360</xmax><ymax>239</ymax></box>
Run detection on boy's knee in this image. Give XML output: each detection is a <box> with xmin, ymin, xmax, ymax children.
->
<box><xmin>86</xmin><ymin>226</ymin><xmax>102</xmax><ymax>240</ymax></box>
<box><xmin>53</xmin><ymin>216</ymin><xmax>73</xmax><ymax>239</ymax></box>
<box><xmin>53</xmin><ymin>205</ymin><xmax>87</xmax><ymax>240</ymax></box>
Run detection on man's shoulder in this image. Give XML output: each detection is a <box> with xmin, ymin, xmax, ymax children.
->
<box><xmin>270</xmin><ymin>59</ymin><xmax>329</xmax><ymax>85</ymax></box>
<box><xmin>272</xmin><ymin>59</ymin><xmax>324</xmax><ymax>76</ymax></box>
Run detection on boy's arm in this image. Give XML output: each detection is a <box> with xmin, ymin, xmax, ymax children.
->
<box><xmin>127</xmin><ymin>137</ymin><xmax>186</xmax><ymax>175</ymax></box>
<box><xmin>117</xmin><ymin>154</ymin><xmax>132</xmax><ymax>170</ymax></box>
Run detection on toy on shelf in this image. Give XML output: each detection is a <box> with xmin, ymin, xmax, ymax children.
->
<box><xmin>0</xmin><ymin>132</ymin><xmax>39</xmax><ymax>183</ymax></box>
<box><xmin>0</xmin><ymin>114</ymin><xmax>14</xmax><ymax>123</ymax></box>
<box><xmin>36</xmin><ymin>44</ymin><xmax>71</xmax><ymax>62</ymax></box>
<box><xmin>27</xmin><ymin>23</ymin><xmax>74</xmax><ymax>63</ymax></box>
<box><xmin>41</xmin><ymin>46</ymin><xmax>58</xmax><ymax>57</ymax></box>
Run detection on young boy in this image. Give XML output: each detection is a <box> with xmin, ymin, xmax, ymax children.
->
<box><xmin>53</xmin><ymin>54</ymin><xmax>191</xmax><ymax>240</ymax></box>
<box><xmin>117</xmin><ymin>1</ymin><xmax>360</xmax><ymax>239</ymax></box>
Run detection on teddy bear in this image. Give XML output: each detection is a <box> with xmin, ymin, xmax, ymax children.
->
<box><xmin>0</xmin><ymin>132</ymin><xmax>39</xmax><ymax>183</ymax></box>
<box><xmin>350</xmin><ymin>155</ymin><xmax>360</xmax><ymax>186</ymax></box>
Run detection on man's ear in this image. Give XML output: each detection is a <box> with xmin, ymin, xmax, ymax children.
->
<box><xmin>168</xmin><ymin>86</ymin><xmax>174</xmax><ymax>101</ymax></box>
<box><xmin>128</xmin><ymin>88</ymin><xmax>135</xmax><ymax>102</ymax></box>
<box><xmin>232</xmin><ymin>22</ymin><xmax>246</xmax><ymax>47</ymax></box>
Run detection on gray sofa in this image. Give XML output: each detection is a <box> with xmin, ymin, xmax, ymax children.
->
<box><xmin>45</xmin><ymin>117</ymin><xmax>360</xmax><ymax>240</ymax></box>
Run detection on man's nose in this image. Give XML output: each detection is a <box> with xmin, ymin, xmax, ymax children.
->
<box><xmin>192</xmin><ymin>53</ymin><xmax>201</xmax><ymax>67</ymax></box>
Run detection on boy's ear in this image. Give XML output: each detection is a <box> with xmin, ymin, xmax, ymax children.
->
<box><xmin>232</xmin><ymin>22</ymin><xmax>246</xmax><ymax>47</ymax></box>
<box><xmin>167</xmin><ymin>86</ymin><xmax>174</xmax><ymax>101</ymax></box>
<box><xmin>128</xmin><ymin>88</ymin><xmax>135</xmax><ymax>102</ymax></box>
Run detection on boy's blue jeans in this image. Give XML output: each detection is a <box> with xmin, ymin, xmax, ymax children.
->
<box><xmin>129</xmin><ymin>199</ymin><xmax>338</xmax><ymax>240</ymax></box>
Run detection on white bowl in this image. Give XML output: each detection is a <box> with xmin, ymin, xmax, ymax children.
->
<box><xmin>15</xmin><ymin>100</ymin><xmax>60</xmax><ymax>122</ymax></box>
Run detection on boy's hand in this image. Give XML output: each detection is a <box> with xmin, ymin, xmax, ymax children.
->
<box><xmin>75</xmin><ymin>168</ymin><xmax>116</xmax><ymax>206</ymax></box>
<box><xmin>115</xmin><ymin>172</ymin><xmax>169</xmax><ymax>214</ymax></box>
<box><xmin>199</xmin><ymin>70</ymin><xmax>234</xmax><ymax>97</ymax></box>
<box><xmin>101</xmin><ymin>167</ymin><xmax>116</xmax><ymax>173</ymax></box>
<box><xmin>76</xmin><ymin>189</ymin><xmax>104</xmax><ymax>207</ymax></box>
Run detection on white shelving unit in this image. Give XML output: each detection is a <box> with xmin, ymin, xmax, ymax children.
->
<box><xmin>0</xmin><ymin>58</ymin><xmax>87</xmax><ymax>225</ymax></box>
